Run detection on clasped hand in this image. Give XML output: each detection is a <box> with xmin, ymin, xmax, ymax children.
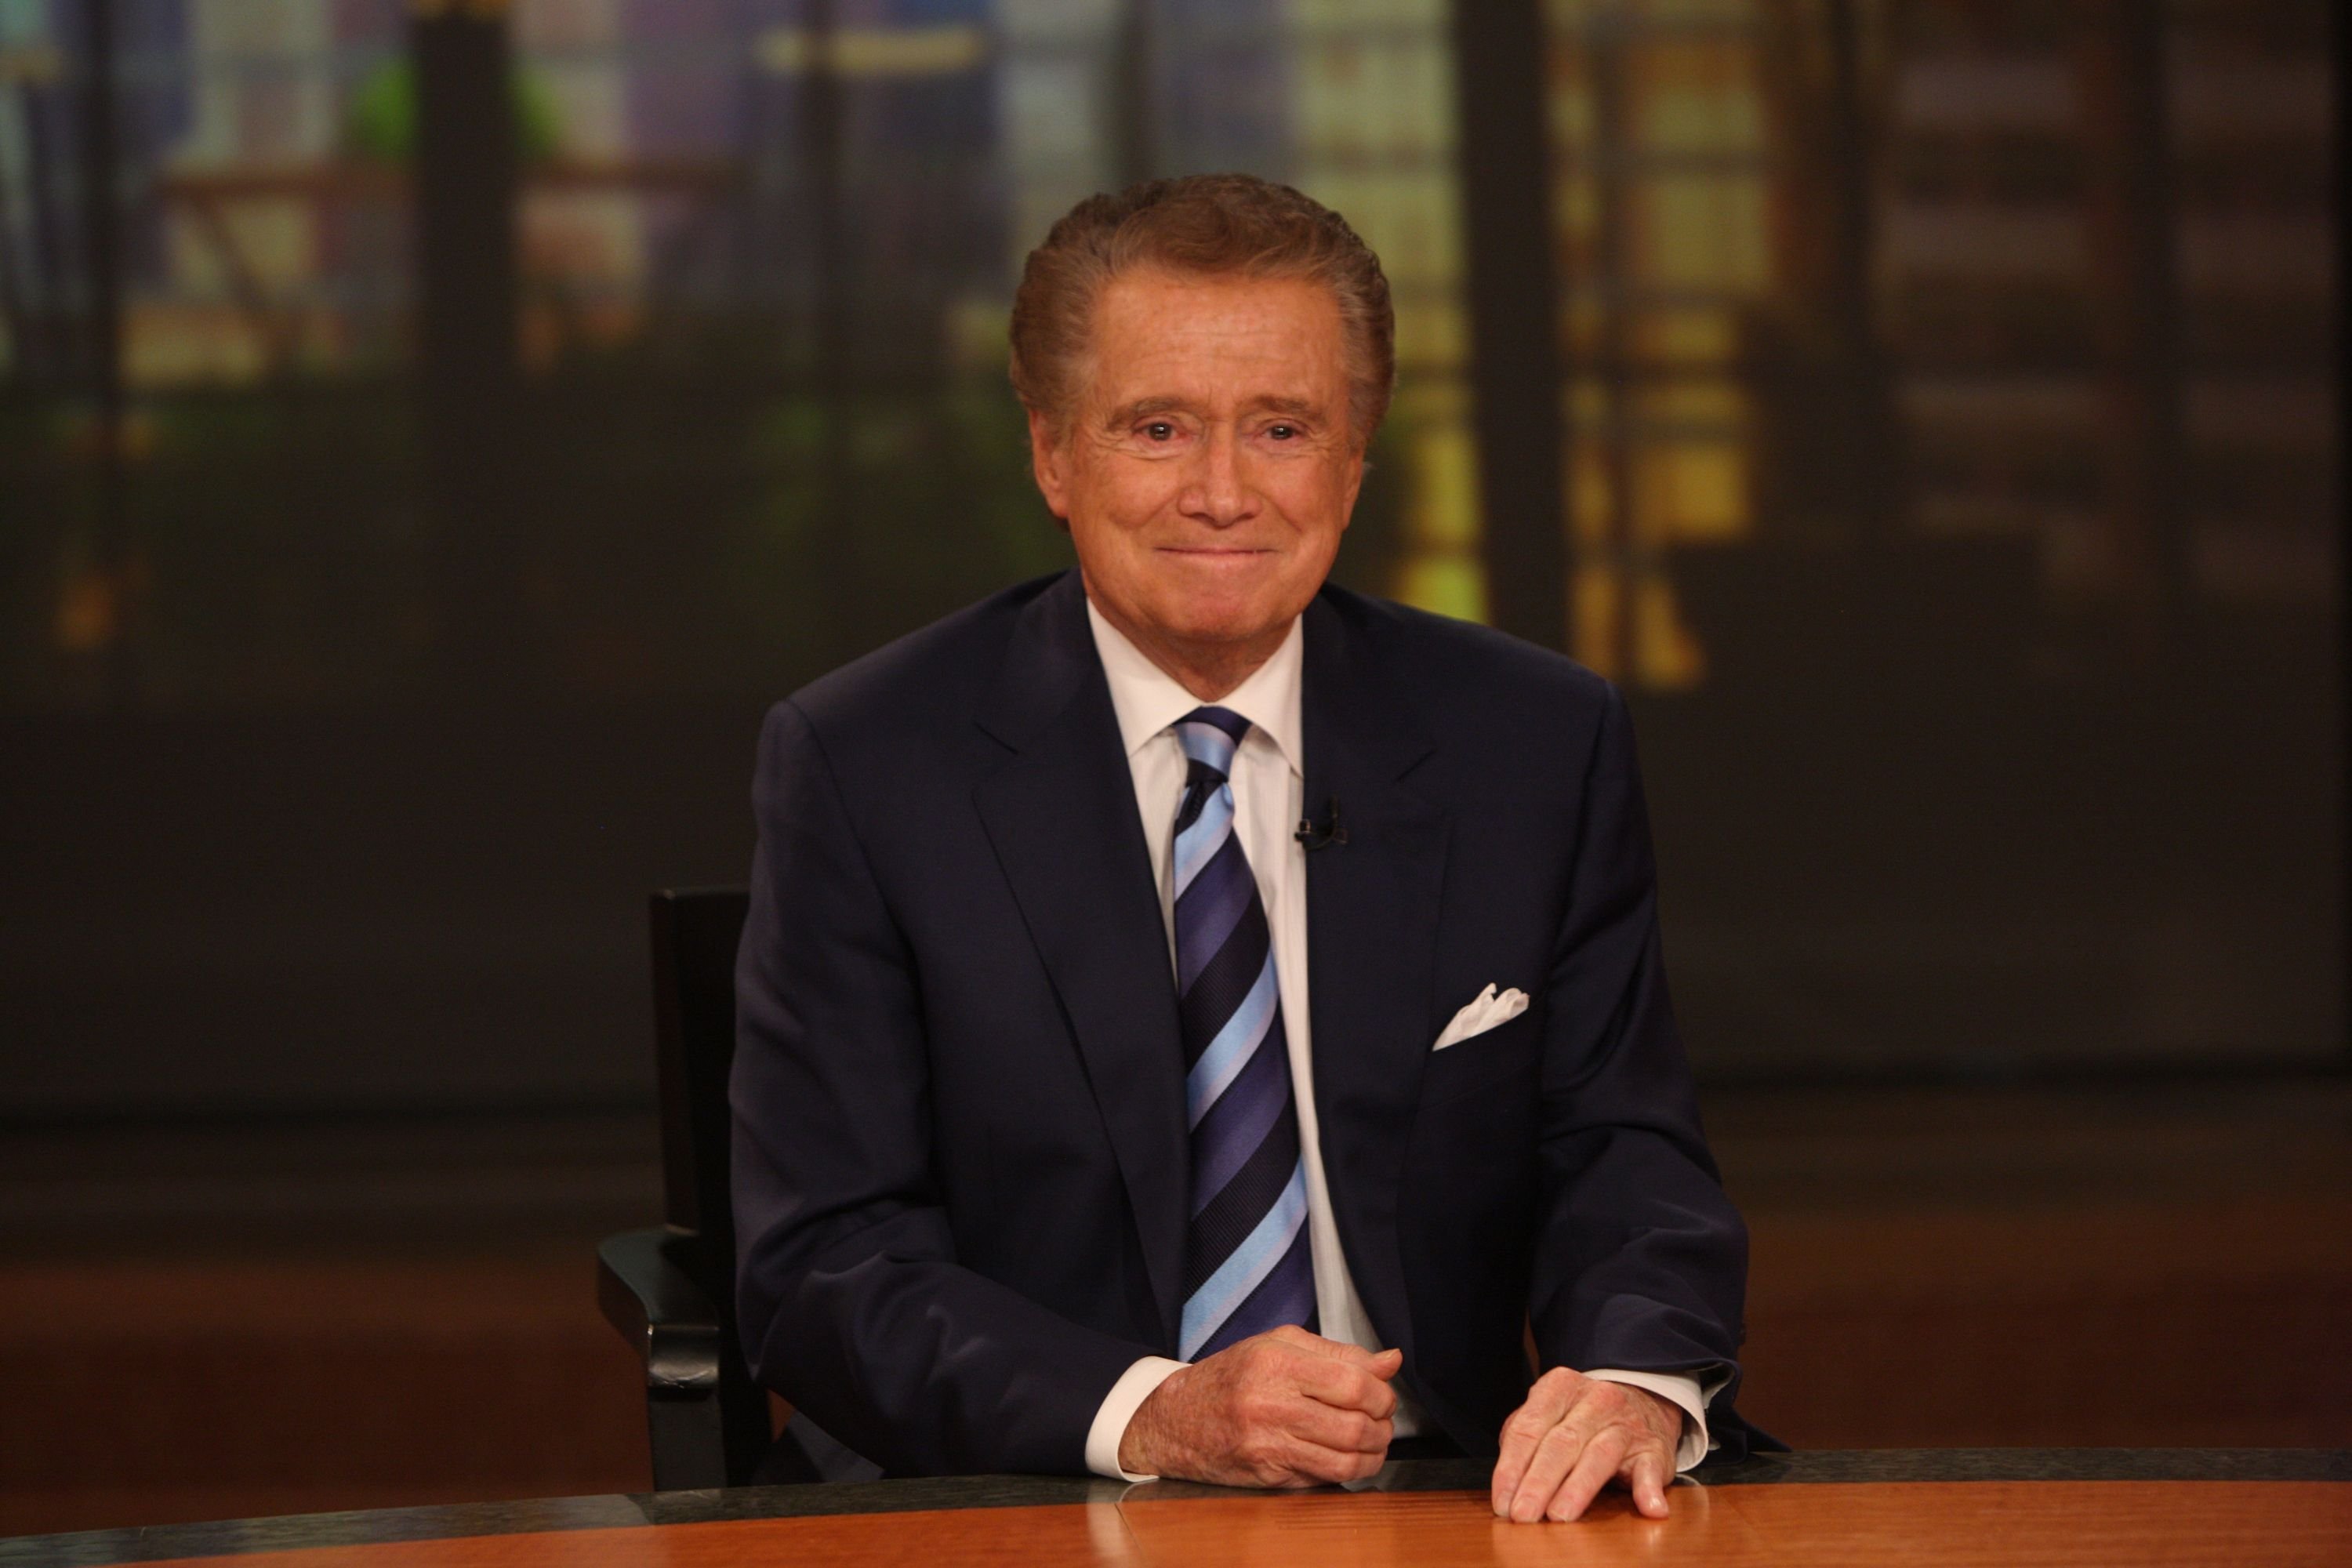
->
<box><xmin>1119</xmin><ymin>1325</ymin><xmax>1399</xmax><ymax>1486</ymax></box>
<box><xmin>1120</xmin><ymin>1328</ymin><xmax>1680</xmax><ymax>1523</ymax></box>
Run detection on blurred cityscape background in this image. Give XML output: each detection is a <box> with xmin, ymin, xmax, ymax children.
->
<box><xmin>0</xmin><ymin>0</ymin><xmax>2343</xmax><ymax>1538</ymax></box>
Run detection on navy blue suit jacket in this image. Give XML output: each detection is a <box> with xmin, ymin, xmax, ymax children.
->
<box><xmin>731</xmin><ymin>569</ymin><xmax>1754</xmax><ymax>1475</ymax></box>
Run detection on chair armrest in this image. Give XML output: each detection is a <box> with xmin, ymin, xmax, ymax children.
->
<box><xmin>597</xmin><ymin>1226</ymin><xmax>724</xmax><ymax>1395</ymax></box>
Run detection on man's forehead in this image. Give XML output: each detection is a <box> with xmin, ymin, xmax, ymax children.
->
<box><xmin>1094</xmin><ymin>267</ymin><xmax>1341</xmax><ymax>328</ymax></box>
<box><xmin>1084</xmin><ymin>270</ymin><xmax>1346</xmax><ymax>405</ymax></box>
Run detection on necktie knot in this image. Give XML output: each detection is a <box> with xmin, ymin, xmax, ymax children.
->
<box><xmin>1175</xmin><ymin>706</ymin><xmax>1250</xmax><ymax>783</ymax></box>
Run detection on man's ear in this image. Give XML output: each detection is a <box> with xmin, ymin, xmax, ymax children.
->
<box><xmin>1026</xmin><ymin>406</ymin><xmax>1072</xmax><ymax>521</ymax></box>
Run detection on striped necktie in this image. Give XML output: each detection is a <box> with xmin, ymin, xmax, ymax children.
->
<box><xmin>1170</xmin><ymin>706</ymin><xmax>1316</xmax><ymax>1362</ymax></box>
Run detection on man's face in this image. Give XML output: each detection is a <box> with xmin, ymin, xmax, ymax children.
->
<box><xmin>1029</xmin><ymin>267</ymin><xmax>1364</xmax><ymax>662</ymax></box>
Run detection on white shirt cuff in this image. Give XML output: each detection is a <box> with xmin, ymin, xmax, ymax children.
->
<box><xmin>1582</xmin><ymin>1368</ymin><xmax>1722</xmax><ymax>1472</ymax></box>
<box><xmin>1084</xmin><ymin>1356</ymin><xmax>1189</xmax><ymax>1480</ymax></box>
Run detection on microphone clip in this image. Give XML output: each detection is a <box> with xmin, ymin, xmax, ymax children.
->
<box><xmin>1294</xmin><ymin>797</ymin><xmax>1347</xmax><ymax>851</ymax></box>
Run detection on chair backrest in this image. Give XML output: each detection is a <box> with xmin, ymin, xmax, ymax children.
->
<box><xmin>651</xmin><ymin>886</ymin><xmax>880</xmax><ymax>1483</ymax></box>
<box><xmin>649</xmin><ymin>888</ymin><xmax>748</xmax><ymax>1260</ymax></box>
<box><xmin>644</xmin><ymin>887</ymin><xmax>779</xmax><ymax>1482</ymax></box>
<box><xmin>648</xmin><ymin>887</ymin><xmax>751</xmax><ymax>1256</ymax></box>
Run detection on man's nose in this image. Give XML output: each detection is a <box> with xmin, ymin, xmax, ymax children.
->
<box><xmin>1178</xmin><ymin>427</ymin><xmax>1259</xmax><ymax>527</ymax></box>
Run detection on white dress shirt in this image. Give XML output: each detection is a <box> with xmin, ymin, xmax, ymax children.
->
<box><xmin>1078</xmin><ymin>601</ymin><xmax>1713</xmax><ymax>1479</ymax></box>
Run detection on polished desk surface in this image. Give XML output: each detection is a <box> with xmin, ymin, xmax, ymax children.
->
<box><xmin>8</xmin><ymin>1451</ymin><xmax>2347</xmax><ymax>1568</ymax></box>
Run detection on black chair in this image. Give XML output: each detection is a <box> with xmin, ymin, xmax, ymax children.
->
<box><xmin>597</xmin><ymin>887</ymin><xmax>773</xmax><ymax>1490</ymax></box>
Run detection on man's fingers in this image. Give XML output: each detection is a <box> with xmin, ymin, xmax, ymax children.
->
<box><xmin>1288</xmin><ymin>1397</ymin><xmax>1394</xmax><ymax>1457</ymax></box>
<box><xmin>1544</xmin><ymin>1428</ymin><xmax>1629</xmax><ymax>1523</ymax></box>
<box><xmin>1256</xmin><ymin>1430</ymin><xmax>1389</xmax><ymax>1487</ymax></box>
<box><xmin>1292</xmin><ymin>1354</ymin><xmax>1399</xmax><ymax>1420</ymax></box>
<box><xmin>1489</xmin><ymin>1406</ymin><xmax>1552</xmax><ymax>1513</ymax></box>
<box><xmin>1491</xmin><ymin>1371</ymin><xmax>1590</xmax><ymax>1517</ymax></box>
<box><xmin>1490</xmin><ymin>1432</ymin><xmax>1532</xmax><ymax>1518</ymax></box>
<box><xmin>1506</xmin><ymin>1413</ymin><xmax>1595</xmax><ymax>1523</ymax></box>
<box><xmin>1627</xmin><ymin>1448</ymin><xmax>1672</xmax><ymax>1519</ymax></box>
<box><xmin>1295</xmin><ymin>1438</ymin><xmax>1393</xmax><ymax>1484</ymax></box>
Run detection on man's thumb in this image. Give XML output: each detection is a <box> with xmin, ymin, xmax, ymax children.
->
<box><xmin>1298</xmin><ymin>1334</ymin><xmax>1404</xmax><ymax>1374</ymax></box>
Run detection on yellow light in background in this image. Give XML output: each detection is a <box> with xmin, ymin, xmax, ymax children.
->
<box><xmin>1637</xmin><ymin>379</ymin><xmax>1748</xmax><ymax>430</ymax></box>
<box><xmin>1632</xmin><ymin>34</ymin><xmax>1765</xmax><ymax>154</ymax></box>
<box><xmin>1568</xmin><ymin>432</ymin><xmax>1616</xmax><ymax>545</ymax></box>
<box><xmin>1388</xmin><ymin>383</ymin><xmax>1488</xmax><ymax>623</ymax></box>
<box><xmin>754</xmin><ymin>25</ymin><xmax>989</xmax><ymax>78</ymax></box>
<box><xmin>1410</xmin><ymin>419</ymin><xmax>1479</xmax><ymax>551</ymax></box>
<box><xmin>1635</xmin><ymin>572</ymin><xmax>1706</xmax><ymax>687</ymax></box>
<box><xmin>1638</xmin><ymin>441</ymin><xmax>1748</xmax><ymax>540</ymax></box>
<box><xmin>1573</xmin><ymin>564</ymin><xmax>1621</xmax><ymax>678</ymax></box>
<box><xmin>1396</xmin><ymin>555</ymin><xmax>1488</xmax><ymax>623</ymax></box>
<box><xmin>1546</xmin><ymin>3</ymin><xmax>1775</xmax><ymax>689</ymax></box>
<box><xmin>1633</xmin><ymin>306</ymin><xmax>1740</xmax><ymax>366</ymax></box>
<box><xmin>1392</xmin><ymin>300</ymin><xmax>1465</xmax><ymax>375</ymax></box>
<box><xmin>1640</xmin><ymin>176</ymin><xmax>1770</xmax><ymax>290</ymax></box>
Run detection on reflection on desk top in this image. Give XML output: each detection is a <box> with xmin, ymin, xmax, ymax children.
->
<box><xmin>6</xmin><ymin>1450</ymin><xmax>2347</xmax><ymax>1568</ymax></box>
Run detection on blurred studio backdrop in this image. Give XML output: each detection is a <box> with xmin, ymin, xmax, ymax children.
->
<box><xmin>0</xmin><ymin>0</ymin><xmax>2343</xmax><ymax>1537</ymax></box>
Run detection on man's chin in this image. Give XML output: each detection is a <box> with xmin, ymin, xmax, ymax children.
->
<box><xmin>1138</xmin><ymin>583</ymin><xmax>1308</xmax><ymax>643</ymax></box>
<box><xmin>1154</xmin><ymin>609</ymin><xmax>1290</xmax><ymax>653</ymax></box>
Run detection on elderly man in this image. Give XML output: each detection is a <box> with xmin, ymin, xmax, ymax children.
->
<box><xmin>731</xmin><ymin>173</ymin><xmax>1759</xmax><ymax>1523</ymax></box>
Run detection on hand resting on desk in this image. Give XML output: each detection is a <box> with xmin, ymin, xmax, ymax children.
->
<box><xmin>1491</xmin><ymin>1366</ymin><xmax>1682</xmax><ymax>1523</ymax></box>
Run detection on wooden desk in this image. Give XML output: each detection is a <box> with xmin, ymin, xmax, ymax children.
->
<box><xmin>7</xmin><ymin>1451</ymin><xmax>2346</xmax><ymax>1568</ymax></box>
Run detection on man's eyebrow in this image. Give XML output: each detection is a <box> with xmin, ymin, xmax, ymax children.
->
<box><xmin>1104</xmin><ymin>394</ymin><xmax>1328</xmax><ymax>426</ymax></box>
<box><xmin>1105</xmin><ymin>396</ymin><xmax>1188</xmax><ymax>426</ymax></box>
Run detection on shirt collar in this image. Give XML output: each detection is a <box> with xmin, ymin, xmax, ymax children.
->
<box><xmin>1085</xmin><ymin>595</ymin><xmax>1304</xmax><ymax>778</ymax></box>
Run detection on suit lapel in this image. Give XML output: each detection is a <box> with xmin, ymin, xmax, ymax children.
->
<box><xmin>973</xmin><ymin>574</ymin><xmax>1189</xmax><ymax>1346</ymax></box>
<box><xmin>1300</xmin><ymin>593</ymin><xmax>1449</xmax><ymax>1380</ymax></box>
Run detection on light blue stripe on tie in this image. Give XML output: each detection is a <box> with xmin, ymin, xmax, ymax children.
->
<box><xmin>1177</xmin><ymin>721</ymin><xmax>1238</xmax><ymax>772</ymax></box>
<box><xmin>1185</xmin><ymin>952</ymin><xmax>1279</xmax><ymax>1126</ymax></box>
<box><xmin>1179</xmin><ymin>1159</ymin><xmax>1308</xmax><ymax>1359</ymax></box>
<box><xmin>1172</xmin><ymin>784</ymin><xmax>1234</xmax><ymax>899</ymax></box>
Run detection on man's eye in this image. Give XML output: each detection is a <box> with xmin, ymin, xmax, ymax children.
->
<box><xmin>1266</xmin><ymin>423</ymin><xmax>1298</xmax><ymax>441</ymax></box>
<box><xmin>1142</xmin><ymin>421</ymin><xmax>1176</xmax><ymax>441</ymax></box>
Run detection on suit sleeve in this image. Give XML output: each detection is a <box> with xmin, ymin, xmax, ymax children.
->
<box><xmin>731</xmin><ymin>699</ymin><xmax>1156</xmax><ymax>1475</ymax></box>
<box><xmin>1528</xmin><ymin>682</ymin><xmax>1755</xmax><ymax>1447</ymax></box>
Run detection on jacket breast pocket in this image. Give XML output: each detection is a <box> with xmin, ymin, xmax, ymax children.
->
<box><xmin>1418</xmin><ymin>1008</ymin><xmax>1540</xmax><ymax>1108</ymax></box>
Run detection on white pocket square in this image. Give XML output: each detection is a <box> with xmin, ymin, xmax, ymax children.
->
<box><xmin>1432</xmin><ymin>984</ymin><xmax>1529</xmax><ymax>1051</ymax></box>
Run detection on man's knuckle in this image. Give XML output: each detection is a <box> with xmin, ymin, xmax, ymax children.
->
<box><xmin>1534</xmin><ymin>1421</ymin><xmax>1584</xmax><ymax>1457</ymax></box>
